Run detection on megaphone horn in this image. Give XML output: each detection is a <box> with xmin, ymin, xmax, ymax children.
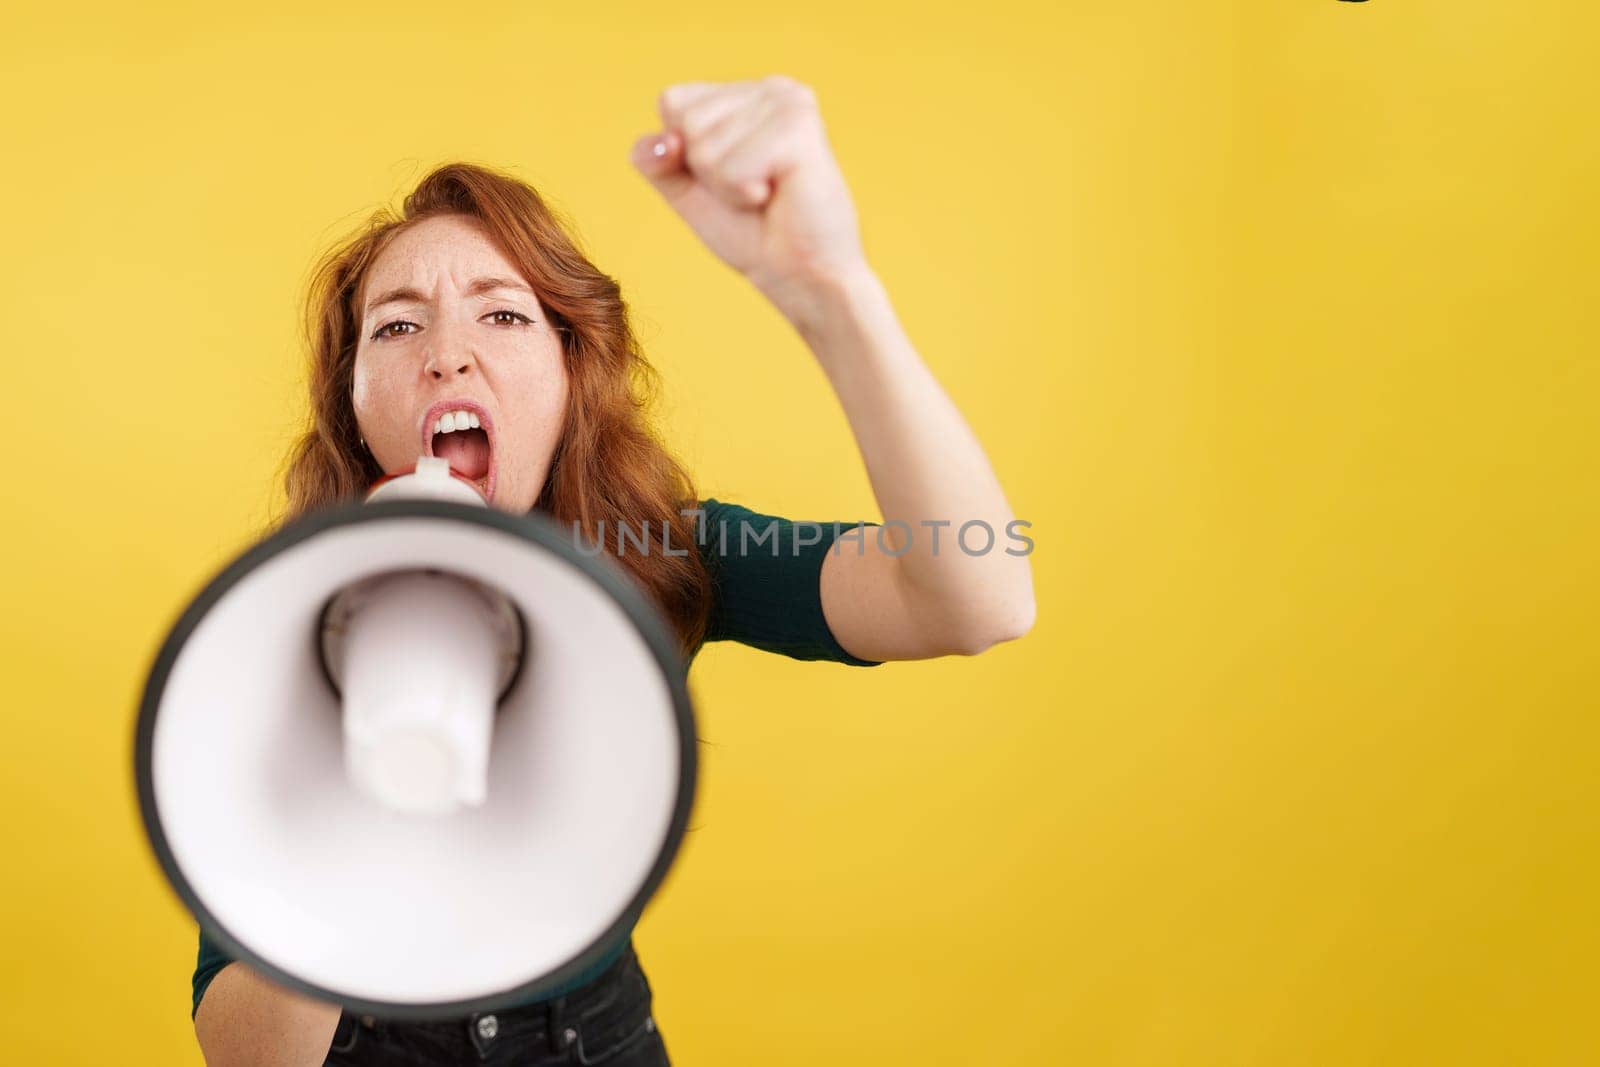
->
<box><xmin>134</xmin><ymin>456</ymin><xmax>697</xmax><ymax>1019</ymax></box>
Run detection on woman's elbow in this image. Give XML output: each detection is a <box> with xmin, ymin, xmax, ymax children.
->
<box><xmin>946</xmin><ymin>589</ymin><xmax>1036</xmax><ymax>656</ymax></box>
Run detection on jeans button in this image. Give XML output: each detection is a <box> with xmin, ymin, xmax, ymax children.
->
<box><xmin>476</xmin><ymin>1014</ymin><xmax>499</xmax><ymax>1040</ymax></box>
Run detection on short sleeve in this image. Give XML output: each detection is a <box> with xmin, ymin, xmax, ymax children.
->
<box><xmin>694</xmin><ymin>498</ymin><xmax>884</xmax><ymax>667</ymax></box>
<box><xmin>192</xmin><ymin>928</ymin><xmax>234</xmax><ymax>1019</ymax></box>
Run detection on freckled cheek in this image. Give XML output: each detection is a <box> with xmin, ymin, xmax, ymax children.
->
<box><xmin>497</xmin><ymin>366</ymin><xmax>569</xmax><ymax>481</ymax></box>
<box><xmin>351</xmin><ymin>359</ymin><xmax>413</xmax><ymax>460</ymax></box>
<box><xmin>528</xmin><ymin>372</ymin><xmax>570</xmax><ymax>450</ymax></box>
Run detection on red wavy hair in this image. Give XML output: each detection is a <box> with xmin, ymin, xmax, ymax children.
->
<box><xmin>276</xmin><ymin>162</ymin><xmax>711</xmax><ymax>659</ymax></box>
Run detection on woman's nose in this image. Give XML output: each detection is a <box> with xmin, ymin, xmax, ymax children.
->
<box><xmin>423</xmin><ymin>343</ymin><xmax>477</xmax><ymax>380</ymax></box>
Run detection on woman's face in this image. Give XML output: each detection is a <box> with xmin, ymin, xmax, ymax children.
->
<box><xmin>351</xmin><ymin>213</ymin><xmax>568</xmax><ymax>513</ymax></box>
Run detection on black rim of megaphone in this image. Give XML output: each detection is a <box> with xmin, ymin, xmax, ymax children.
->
<box><xmin>132</xmin><ymin>497</ymin><xmax>697</xmax><ymax>1021</ymax></box>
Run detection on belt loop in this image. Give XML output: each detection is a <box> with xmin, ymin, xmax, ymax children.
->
<box><xmin>547</xmin><ymin>994</ymin><xmax>574</xmax><ymax>1053</ymax></box>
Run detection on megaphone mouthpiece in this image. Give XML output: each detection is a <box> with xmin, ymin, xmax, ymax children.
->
<box><xmin>366</xmin><ymin>455</ymin><xmax>488</xmax><ymax>506</ymax></box>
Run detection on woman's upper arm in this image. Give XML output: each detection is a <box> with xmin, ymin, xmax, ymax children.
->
<box><xmin>697</xmin><ymin>496</ymin><xmax>985</xmax><ymax>664</ymax></box>
<box><xmin>194</xmin><ymin>961</ymin><xmax>341</xmax><ymax>1067</ymax></box>
<box><xmin>819</xmin><ymin>531</ymin><xmax>970</xmax><ymax>662</ymax></box>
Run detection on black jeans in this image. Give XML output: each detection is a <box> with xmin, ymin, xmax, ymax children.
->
<box><xmin>323</xmin><ymin>940</ymin><xmax>669</xmax><ymax>1065</ymax></box>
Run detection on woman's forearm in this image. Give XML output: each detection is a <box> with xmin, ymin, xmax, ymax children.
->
<box><xmin>193</xmin><ymin>962</ymin><xmax>341</xmax><ymax>1067</ymax></box>
<box><xmin>769</xmin><ymin>263</ymin><xmax>1037</xmax><ymax>650</ymax></box>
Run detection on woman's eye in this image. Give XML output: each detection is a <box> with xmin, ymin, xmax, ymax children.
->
<box><xmin>372</xmin><ymin>320</ymin><xmax>418</xmax><ymax>340</ymax></box>
<box><xmin>486</xmin><ymin>310</ymin><xmax>534</xmax><ymax>327</ymax></box>
<box><xmin>370</xmin><ymin>311</ymin><xmax>530</xmax><ymax>341</ymax></box>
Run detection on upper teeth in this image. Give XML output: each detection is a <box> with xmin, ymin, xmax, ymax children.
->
<box><xmin>433</xmin><ymin>410</ymin><xmax>482</xmax><ymax>434</ymax></box>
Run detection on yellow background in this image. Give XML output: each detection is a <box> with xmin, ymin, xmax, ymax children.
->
<box><xmin>2</xmin><ymin>1</ymin><xmax>1595</xmax><ymax>1063</ymax></box>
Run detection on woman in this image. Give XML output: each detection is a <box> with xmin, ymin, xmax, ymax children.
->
<box><xmin>191</xmin><ymin>75</ymin><xmax>1035</xmax><ymax>1066</ymax></box>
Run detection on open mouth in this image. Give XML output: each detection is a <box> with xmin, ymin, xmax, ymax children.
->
<box><xmin>422</xmin><ymin>400</ymin><xmax>497</xmax><ymax>502</ymax></box>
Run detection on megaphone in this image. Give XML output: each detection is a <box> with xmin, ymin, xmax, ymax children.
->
<box><xmin>133</xmin><ymin>457</ymin><xmax>696</xmax><ymax>1020</ymax></box>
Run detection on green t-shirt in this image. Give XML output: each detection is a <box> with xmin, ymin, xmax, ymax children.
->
<box><xmin>190</xmin><ymin>498</ymin><xmax>883</xmax><ymax>1019</ymax></box>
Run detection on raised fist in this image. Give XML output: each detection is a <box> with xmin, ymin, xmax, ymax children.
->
<box><xmin>631</xmin><ymin>75</ymin><xmax>867</xmax><ymax>303</ymax></box>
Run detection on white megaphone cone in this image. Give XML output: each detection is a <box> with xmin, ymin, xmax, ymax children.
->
<box><xmin>134</xmin><ymin>455</ymin><xmax>697</xmax><ymax>1019</ymax></box>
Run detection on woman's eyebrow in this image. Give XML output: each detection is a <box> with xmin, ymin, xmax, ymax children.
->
<box><xmin>364</xmin><ymin>276</ymin><xmax>535</xmax><ymax>317</ymax></box>
<box><xmin>464</xmin><ymin>276</ymin><xmax>535</xmax><ymax>299</ymax></box>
